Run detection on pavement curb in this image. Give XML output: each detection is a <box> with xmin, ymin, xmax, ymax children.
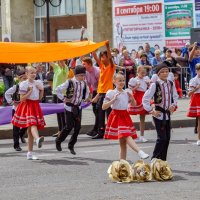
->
<box><xmin>0</xmin><ymin>119</ymin><xmax>196</xmax><ymax>140</ymax></box>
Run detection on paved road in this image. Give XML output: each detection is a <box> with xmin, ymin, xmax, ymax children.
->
<box><xmin>0</xmin><ymin>127</ymin><xmax>200</xmax><ymax>200</ymax></box>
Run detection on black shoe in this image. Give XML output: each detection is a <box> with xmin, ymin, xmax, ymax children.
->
<box><xmin>68</xmin><ymin>148</ymin><xmax>76</xmax><ymax>155</ymax></box>
<box><xmin>20</xmin><ymin>136</ymin><xmax>26</xmax><ymax>143</ymax></box>
<box><xmin>15</xmin><ymin>146</ymin><xmax>22</xmax><ymax>151</ymax></box>
<box><xmin>86</xmin><ymin>130</ymin><xmax>98</xmax><ymax>137</ymax></box>
<box><xmin>56</xmin><ymin>141</ymin><xmax>62</xmax><ymax>151</ymax></box>
<box><xmin>92</xmin><ymin>133</ymin><xmax>104</xmax><ymax>139</ymax></box>
<box><xmin>194</xmin><ymin>127</ymin><xmax>197</xmax><ymax>134</ymax></box>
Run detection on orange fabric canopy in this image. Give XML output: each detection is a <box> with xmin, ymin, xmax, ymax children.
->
<box><xmin>0</xmin><ymin>40</ymin><xmax>107</xmax><ymax>63</ymax></box>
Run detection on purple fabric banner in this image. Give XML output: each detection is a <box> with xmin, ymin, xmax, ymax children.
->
<box><xmin>0</xmin><ymin>102</ymin><xmax>91</xmax><ymax>126</ymax></box>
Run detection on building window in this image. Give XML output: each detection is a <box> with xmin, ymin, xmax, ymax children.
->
<box><xmin>65</xmin><ymin>0</ymin><xmax>73</xmax><ymax>15</ymax></box>
<box><xmin>34</xmin><ymin>0</ymin><xmax>86</xmax><ymax>17</ymax></box>
<box><xmin>80</xmin><ymin>0</ymin><xmax>86</xmax><ymax>13</ymax></box>
<box><xmin>34</xmin><ymin>0</ymin><xmax>86</xmax><ymax>42</ymax></box>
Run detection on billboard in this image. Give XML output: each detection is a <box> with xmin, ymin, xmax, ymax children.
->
<box><xmin>165</xmin><ymin>3</ymin><xmax>193</xmax><ymax>37</ymax></box>
<box><xmin>113</xmin><ymin>1</ymin><xmax>164</xmax><ymax>50</ymax></box>
<box><xmin>113</xmin><ymin>0</ymin><xmax>198</xmax><ymax>50</ymax></box>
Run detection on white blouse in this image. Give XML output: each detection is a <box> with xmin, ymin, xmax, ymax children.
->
<box><xmin>104</xmin><ymin>88</ymin><xmax>132</xmax><ymax>110</ymax></box>
<box><xmin>19</xmin><ymin>80</ymin><xmax>44</xmax><ymax>100</ymax></box>
<box><xmin>189</xmin><ymin>76</ymin><xmax>200</xmax><ymax>93</ymax></box>
<box><xmin>128</xmin><ymin>76</ymin><xmax>150</xmax><ymax>92</ymax></box>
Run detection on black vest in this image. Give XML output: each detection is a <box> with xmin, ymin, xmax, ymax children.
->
<box><xmin>12</xmin><ymin>84</ymin><xmax>20</xmax><ymax>102</ymax></box>
<box><xmin>154</xmin><ymin>80</ymin><xmax>174</xmax><ymax>105</ymax></box>
<box><xmin>66</xmin><ymin>80</ymin><xmax>87</xmax><ymax>101</ymax></box>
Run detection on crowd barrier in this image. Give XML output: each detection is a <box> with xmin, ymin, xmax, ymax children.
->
<box><xmin>117</xmin><ymin>66</ymin><xmax>191</xmax><ymax>95</ymax></box>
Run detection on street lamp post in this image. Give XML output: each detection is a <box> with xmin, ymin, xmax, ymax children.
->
<box><xmin>33</xmin><ymin>0</ymin><xmax>62</xmax><ymax>42</ymax></box>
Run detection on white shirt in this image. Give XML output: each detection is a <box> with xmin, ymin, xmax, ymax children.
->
<box><xmin>128</xmin><ymin>76</ymin><xmax>150</xmax><ymax>92</ymax></box>
<box><xmin>142</xmin><ymin>78</ymin><xmax>178</xmax><ymax>120</ymax></box>
<box><xmin>19</xmin><ymin>80</ymin><xmax>44</xmax><ymax>100</ymax></box>
<box><xmin>55</xmin><ymin>77</ymin><xmax>90</xmax><ymax>112</ymax></box>
<box><xmin>151</xmin><ymin>72</ymin><xmax>174</xmax><ymax>83</ymax></box>
<box><xmin>5</xmin><ymin>85</ymin><xmax>18</xmax><ymax>110</ymax></box>
<box><xmin>189</xmin><ymin>75</ymin><xmax>200</xmax><ymax>93</ymax></box>
<box><xmin>104</xmin><ymin>88</ymin><xmax>132</xmax><ymax>110</ymax></box>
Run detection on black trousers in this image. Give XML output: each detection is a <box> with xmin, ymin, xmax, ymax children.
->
<box><xmin>12</xmin><ymin>110</ymin><xmax>26</xmax><ymax>148</ymax></box>
<box><xmin>96</xmin><ymin>93</ymin><xmax>111</xmax><ymax>134</ymax></box>
<box><xmin>53</xmin><ymin>94</ymin><xmax>66</xmax><ymax>131</ymax></box>
<box><xmin>152</xmin><ymin>117</ymin><xmax>171</xmax><ymax>161</ymax></box>
<box><xmin>92</xmin><ymin>90</ymin><xmax>98</xmax><ymax>132</ymax></box>
<box><xmin>56</xmin><ymin>109</ymin><xmax>82</xmax><ymax>149</ymax></box>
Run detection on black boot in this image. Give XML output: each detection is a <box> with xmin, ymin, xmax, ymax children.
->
<box><xmin>92</xmin><ymin>132</ymin><xmax>104</xmax><ymax>139</ymax></box>
<box><xmin>194</xmin><ymin>117</ymin><xmax>198</xmax><ymax>134</ymax></box>
<box><xmin>55</xmin><ymin>138</ymin><xmax>62</xmax><ymax>151</ymax></box>
<box><xmin>68</xmin><ymin>147</ymin><xmax>76</xmax><ymax>155</ymax></box>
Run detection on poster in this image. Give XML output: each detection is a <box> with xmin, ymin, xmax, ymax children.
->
<box><xmin>195</xmin><ymin>0</ymin><xmax>200</xmax><ymax>11</ymax></box>
<box><xmin>165</xmin><ymin>39</ymin><xmax>190</xmax><ymax>48</ymax></box>
<box><xmin>165</xmin><ymin>3</ymin><xmax>193</xmax><ymax>37</ymax></box>
<box><xmin>113</xmin><ymin>2</ymin><xmax>164</xmax><ymax>51</ymax></box>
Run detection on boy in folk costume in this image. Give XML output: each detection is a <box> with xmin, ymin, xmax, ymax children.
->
<box><xmin>142</xmin><ymin>63</ymin><xmax>179</xmax><ymax>161</ymax></box>
<box><xmin>5</xmin><ymin>70</ymin><xmax>27</xmax><ymax>151</ymax></box>
<box><xmin>55</xmin><ymin>65</ymin><xmax>90</xmax><ymax>155</ymax></box>
<box><xmin>128</xmin><ymin>66</ymin><xmax>150</xmax><ymax>143</ymax></box>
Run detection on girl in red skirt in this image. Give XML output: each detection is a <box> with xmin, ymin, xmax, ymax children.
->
<box><xmin>102</xmin><ymin>72</ymin><xmax>149</xmax><ymax>160</ymax></box>
<box><xmin>128</xmin><ymin>66</ymin><xmax>150</xmax><ymax>143</ymax></box>
<box><xmin>187</xmin><ymin>64</ymin><xmax>200</xmax><ymax>146</ymax></box>
<box><xmin>12</xmin><ymin>66</ymin><xmax>45</xmax><ymax>160</ymax></box>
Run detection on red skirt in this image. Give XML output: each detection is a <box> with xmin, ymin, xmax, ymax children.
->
<box><xmin>187</xmin><ymin>93</ymin><xmax>200</xmax><ymax>117</ymax></box>
<box><xmin>104</xmin><ymin>110</ymin><xmax>137</xmax><ymax>140</ymax></box>
<box><xmin>128</xmin><ymin>90</ymin><xmax>148</xmax><ymax>115</ymax></box>
<box><xmin>12</xmin><ymin>99</ymin><xmax>46</xmax><ymax>129</ymax></box>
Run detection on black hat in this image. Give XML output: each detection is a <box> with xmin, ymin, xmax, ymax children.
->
<box><xmin>156</xmin><ymin>62</ymin><xmax>169</xmax><ymax>74</ymax></box>
<box><xmin>16</xmin><ymin>69</ymin><xmax>26</xmax><ymax>76</ymax></box>
<box><xmin>74</xmin><ymin>65</ymin><xmax>86</xmax><ymax>75</ymax></box>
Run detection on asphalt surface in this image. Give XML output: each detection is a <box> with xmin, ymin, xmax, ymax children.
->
<box><xmin>0</xmin><ymin>127</ymin><xmax>200</xmax><ymax>200</ymax></box>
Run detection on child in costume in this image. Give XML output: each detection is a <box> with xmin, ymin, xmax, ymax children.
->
<box><xmin>55</xmin><ymin>65</ymin><xmax>90</xmax><ymax>155</ymax></box>
<box><xmin>128</xmin><ymin>66</ymin><xmax>150</xmax><ymax>142</ymax></box>
<box><xmin>142</xmin><ymin>62</ymin><xmax>178</xmax><ymax>161</ymax></box>
<box><xmin>5</xmin><ymin>70</ymin><xmax>27</xmax><ymax>151</ymax></box>
<box><xmin>12</xmin><ymin>66</ymin><xmax>45</xmax><ymax>160</ymax></box>
<box><xmin>102</xmin><ymin>72</ymin><xmax>149</xmax><ymax>160</ymax></box>
<box><xmin>187</xmin><ymin>63</ymin><xmax>200</xmax><ymax>146</ymax></box>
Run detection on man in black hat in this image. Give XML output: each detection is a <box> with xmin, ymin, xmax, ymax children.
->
<box><xmin>142</xmin><ymin>62</ymin><xmax>179</xmax><ymax>161</ymax></box>
<box><xmin>55</xmin><ymin>65</ymin><xmax>90</xmax><ymax>155</ymax></box>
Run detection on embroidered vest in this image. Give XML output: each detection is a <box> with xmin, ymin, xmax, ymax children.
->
<box><xmin>66</xmin><ymin>80</ymin><xmax>87</xmax><ymax>100</ymax></box>
<box><xmin>154</xmin><ymin>80</ymin><xmax>174</xmax><ymax>105</ymax></box>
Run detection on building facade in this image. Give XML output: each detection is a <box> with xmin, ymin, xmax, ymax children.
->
<box><xmin>0</xmin><ymin>0</ymin><xmax>112</xmax><ymax>43</ymax></box>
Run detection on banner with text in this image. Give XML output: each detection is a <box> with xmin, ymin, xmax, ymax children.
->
<box><xmin>113</xmin><ymin>2</ymin><xmax>164</xmax><ymax>51</ymax></box>
<box><xmin>165</xmin><ymin>3</ymin><xmax>193</xmax><ymax>38</ymax></box>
